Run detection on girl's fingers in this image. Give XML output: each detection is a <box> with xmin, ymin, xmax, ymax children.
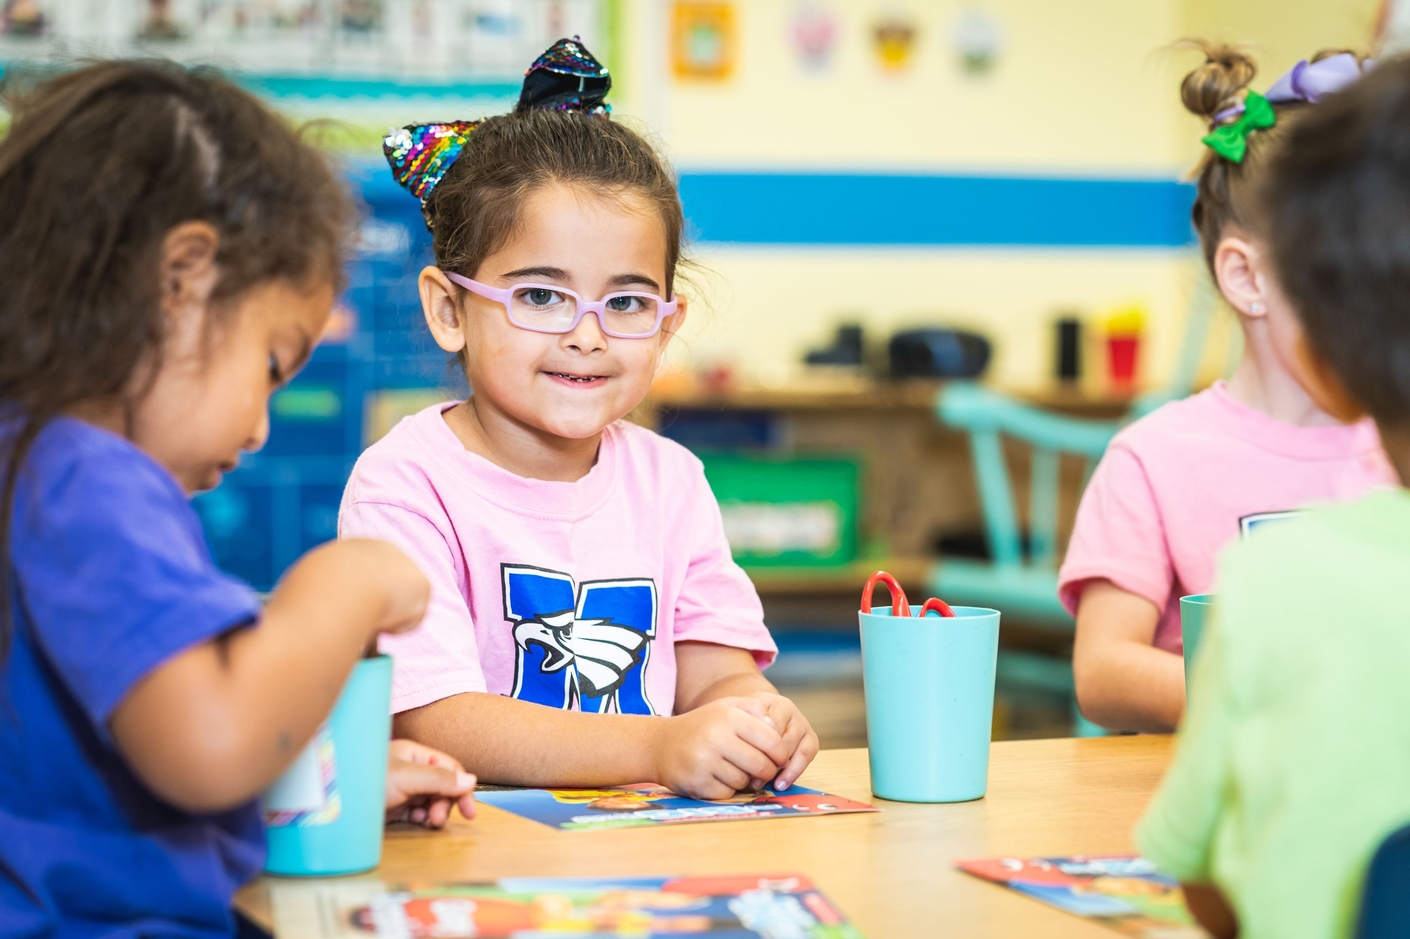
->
<box><xmin>709</xmin><ymin>760</ymin><xmax>752</xmax><ymax>795</ymax></box>
<box><xmin>426</xmin><ymin>796</ymin><xmax>453</xmax><ymax>828</ymax></box>
<box><xmin>719</xmin><ymin>734</ymin><xmax>783</xmax><ymax>786</ymax></box>
<box><xmin>775</xmin><ymin>728</ymin><xmax>821</xmax><ymax>790</ymax></box>
<box><xmin>457</xmin><ymin>793</ymin><xmax>478</xmax><ymax>820</ymax></box>
<box><xmin>729</xmin><ymin>710</ymin><xmax>790</xmax><ymax>768</ymax></box>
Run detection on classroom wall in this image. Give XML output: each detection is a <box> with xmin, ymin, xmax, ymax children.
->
<box><xmin>605</xmin><ymin>0</ymin><xmax>1381</xmax><ymax>392</ymax></box>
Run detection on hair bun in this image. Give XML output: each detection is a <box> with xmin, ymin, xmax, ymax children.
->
<box><xmin>1181</xmin><ymin>40</ymin><xmax>1258</xmax><ymax>122</ymax></box>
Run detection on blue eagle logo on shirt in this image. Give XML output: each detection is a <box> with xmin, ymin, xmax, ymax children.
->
<box><xmin>501</xmin><ymin>564</ymin><xmax>658</xmax><ymax>714</ymax></box>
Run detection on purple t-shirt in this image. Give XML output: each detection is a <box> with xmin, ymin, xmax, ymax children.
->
<box><xmin>339</xmin><ymin>404</ymin><xmax>776</xmax><ymax>717</ymax></box>
<box><xmin>0</xmin><ymin>417</ymin><xmax>264</xmax><ymax>938</ymax></box>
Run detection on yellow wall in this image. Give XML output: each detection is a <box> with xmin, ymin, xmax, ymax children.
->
<box><xmin>606</xmin><ymin>0</ymin><xmax>1379</xmax><ymax>392</ymax></box>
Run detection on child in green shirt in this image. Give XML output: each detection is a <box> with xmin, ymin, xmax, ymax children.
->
<box><xmin>1137</xmin><ymin>54</ymin><xmax>1410</xmax><ymax>939</ymax></box>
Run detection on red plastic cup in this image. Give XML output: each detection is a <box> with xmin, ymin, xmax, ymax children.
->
<box><xmin>1107</xmin><ymin>334</ymin><xmax>1140</xmax><ymax>394</ymax></box>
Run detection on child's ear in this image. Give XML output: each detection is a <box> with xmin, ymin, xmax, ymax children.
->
<box><xmin>1212</xmin><ymin>233</ymin><xmax>1267</xmax><ymax>319</ymax></box>
<box><xmin>159</xmin><ymin>221</ymin><xmax>220</xmax><ymax>319</ymax></box>
<box><xmin>419</xmin><ymin>267</ymin><xmax>467</xmax><ymax>354</ymax></box>
<box><xmin>657</xmin><ymin>295</ymin><xmax>688</xmax><ymax>353</ymax></box>
<box><xmin>1295</xmin><ymin>334</ymin><xmax>1366</xmax><ymax>424</ymax></box>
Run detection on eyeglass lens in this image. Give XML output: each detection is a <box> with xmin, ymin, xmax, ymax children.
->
<box><xmin>510</xmin><ymin>286</ymin><xmax>660</xmax><ymax>336</ymax></box>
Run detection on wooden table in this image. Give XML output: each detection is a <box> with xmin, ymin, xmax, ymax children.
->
<box><xmin>237</xmin><ymin>735</ymin><xmax>1173</xmax><ymax>938</ymax></box>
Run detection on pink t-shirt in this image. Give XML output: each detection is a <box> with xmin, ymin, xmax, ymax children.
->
<box><xmin>1057</xmin><ymin>382</ymin><xmax>1394</xmax><ymax>653</ymax></box>
<box><xmin>338</xmin><ymin>403</ymin><xmax>776</xmax><ymax>716</ymax></box>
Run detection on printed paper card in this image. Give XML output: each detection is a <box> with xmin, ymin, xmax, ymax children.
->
<box><xmin>476</xmin><ymin>782</ymin><xmax>877</xmax><ymax>831</ymax></box>
<box><xmin>270</xmin><ymin>873</ymin><xmax>865</xmax><ymax>939</ymax></box>
<box><xmin>957</xmin><ymin>855</ymin><xmax>1204</xmax><ymax>938</ymax></box>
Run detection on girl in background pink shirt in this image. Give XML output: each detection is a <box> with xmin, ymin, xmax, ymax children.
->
<box><xmin>1060</xmin><ymin>45</ymin><xmax>1392</xmax><ymax>733</ymax></box>
<box><xmin>339</xmin><ymin>40</ymin><xmax>818</xmax><ymax>798</ymax></box>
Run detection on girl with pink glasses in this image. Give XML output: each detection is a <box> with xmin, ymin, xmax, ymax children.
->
<box><xmin>340</xmin><ymin>39</ymin><xmax>818</xmax><ymax>798</ymax></box>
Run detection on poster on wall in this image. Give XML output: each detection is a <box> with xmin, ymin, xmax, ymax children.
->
<box><xmin>0</xmin><ymin>0</ymin><xmax>606</xmax><ymax>89</ymax></box>
<box><xmin>790</xmin><ymin>0</ymin><xmax>837</xmax><ymax>73</ymax></box>
<box><xmin>672</xmin><ymin>0</ymin><xmax>736</xmax><ymax>81</ymax></box>
<box><xmin>871</xmin><ymin>9</ymin><xmax>917</xmax><ymax>73</ymax></box>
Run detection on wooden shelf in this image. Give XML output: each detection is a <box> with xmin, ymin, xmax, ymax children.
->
<box><xmin>742</xmin><ymin>556</ymin><xmax>933</xmax><ymax>594</ymax></box>
<box><xmin>647</xmin><ymin>378</ymin><xmax>943</xmax><ymax>412</ymax></box>
<box><xmin>645</xmin><ymin>374</ymin><xmax>1137</xmax><ymax>418</ymax></box>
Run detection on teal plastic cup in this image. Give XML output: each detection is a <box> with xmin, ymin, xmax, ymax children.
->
<box><xmin>1180</xmin><ymin>594</ymin><xmax>1214</xmax><ymax>691</ymax></box>
<box><xmin>859</xmin><ymin>604</ymin><xmax>1000</xmax><ymax>803</ymax></box>
<box><xmin>263</xmin><ymin>655</ymin><xmax>393</xmax><ymax>876</ymax></box>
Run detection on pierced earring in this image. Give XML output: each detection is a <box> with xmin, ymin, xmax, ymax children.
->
<box><xmin>1249</xmin><ymin>300</ymin><xmax>1264</xmax><ymax>314</ymax></box>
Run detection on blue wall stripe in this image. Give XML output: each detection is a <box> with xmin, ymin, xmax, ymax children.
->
<box><xmin>677</xmin><ymin>173</ymin><xmax>1196</xmax><ymax>247</ymax></box>
<box><xmin>355</xmin><ymin>163</ymin><xmax>1196</xmax><ymax>248</ymax></box>
<box><xmin>240</xmin><ymin>74</ymin><xmax>520</xmax><ymax>100</ymax></box>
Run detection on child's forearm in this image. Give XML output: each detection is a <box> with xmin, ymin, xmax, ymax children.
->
<box><xmin>110</xmin><ymin>540</ymin><xmax>427</xmax><ymax>812</ymax></box>
<box><xmin>673</xmin><ymin>640</ymin><xmax>775</xmax><ymax>712</ymax></box>
<box><xmin>1074</xmin><ymin>641</ymin><xmax>1185</xmax><ymax>731</ymax></box>
<box><xmin>1073</xmin><ymin>580</ymin><xmax>1184</xmax><ymax>732</ymax></box>
<box><xmin>393</xmin><ymin>692</ymin><xmax>662</xmax><ymax>787</ymax></box>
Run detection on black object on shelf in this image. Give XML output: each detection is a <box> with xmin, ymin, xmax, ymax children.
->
<box><xmin>1056</xmin><ymin>317</ymin><xmax>1082</xmax><ymax>382</ymax></box>
<box><xmin>804</xmin><ymin>324</ymin><xmax>865</xmax><ymax>366</ymax></box>
<box><xmin>889</xmin><ymin>329</ymin><xmax>991</xmax><ymax>379</ymax></box>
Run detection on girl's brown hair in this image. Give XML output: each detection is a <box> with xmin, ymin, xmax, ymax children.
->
<box><xmin>423</xmin><ymin>107</ymin><xmax>684</xmax><ymax>295</ymax></box>
<box><xmin>1182</xmin><ymin>41</ymin><xmax>1360</xmax><ymax>271</ymax></box>
<box><xmin>0</xmin><ymin>60</ymin><xmax>354</xmax><ymax>660</ymax></box>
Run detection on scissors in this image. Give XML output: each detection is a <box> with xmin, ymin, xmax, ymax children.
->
<box><xmin>860</xmin><ymin>570</ymin><xmax>954</xmax><ymax>618</ymax></box>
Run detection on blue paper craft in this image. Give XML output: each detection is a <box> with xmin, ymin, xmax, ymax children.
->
<box><xmin>477</xmin><ymin>782</ymin><xmax>877</xmax><ymax>831</ymax></box>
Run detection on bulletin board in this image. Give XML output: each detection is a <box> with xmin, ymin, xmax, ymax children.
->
<box><xmin>0</xmin><ymin>0</ymin><xmax>607</xmax><ymax>95</ymax></box>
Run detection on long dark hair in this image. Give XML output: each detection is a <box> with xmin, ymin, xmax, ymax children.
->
<box><xmin>0</xmin><ymin>60</ymin><xmax>354</xmax><ymax>661</ymax></box>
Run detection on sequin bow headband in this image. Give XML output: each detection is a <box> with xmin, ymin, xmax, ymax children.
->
<box><xmin>1202</xmin><ymin>53</ymin><xmax>1370</xmax><ymax>164</ymax></box>
<box><xmin>383</xmin><ymin>37</ymin><xmax>612</xmax><ymax>224</ymax></box>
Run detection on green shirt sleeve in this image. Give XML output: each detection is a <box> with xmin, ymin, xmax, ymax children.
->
<box><xmin>1136</xmin><ymin>613</ymin><xmax>1236</xmax><ymax>882</ymax></box>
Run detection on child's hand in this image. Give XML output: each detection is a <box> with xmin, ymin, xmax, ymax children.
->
<box><xmin>294</xmin><ymin>539</ymin><xmax>430</xmax><ymax>637</ymax></box>
<box><xmin>650</xmin><ymin>697</ymin><xmax>790</xmax><ymax>800</ymax></box>
<box><xmin>385</xmin><ymin>739</ymin><xmax>476</xmax><ymax>828</ymax></box>
<box><xmin>742</xmin><ymin>692</ymin><xmax>819</xmax><ymax>791</ymax></box>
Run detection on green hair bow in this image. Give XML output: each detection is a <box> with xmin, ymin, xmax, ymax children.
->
<box><xmin>1202</xmin><ymin>90</ymin><xmax>1276</xmax><ymax>163</ymax></box>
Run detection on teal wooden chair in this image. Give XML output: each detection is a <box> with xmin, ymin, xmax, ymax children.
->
<box><xmin>929</xmin><ymin>271</ymin><xmax>1223</xmax><ymax>734</ymax></box>
<box><xmin>930</xmin><ymin>382</ymin><xmax>1120</xmax><ymax>627</ymax></box>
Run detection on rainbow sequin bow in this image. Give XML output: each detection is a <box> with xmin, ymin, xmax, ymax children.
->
<box><xmin>383</xmin><ymin>121</ymin><xmax>479</xmax><ymax>205</ymax></box>
<box><xmin>383</xmin><ymin>37</ymin><xmax>611</xmax><ymax>214</ymax></box>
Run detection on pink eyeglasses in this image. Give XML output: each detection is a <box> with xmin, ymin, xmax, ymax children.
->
<box><xmin>445</xmin><ymin>271</ymin><xmax>678</xmax><ymax>339</ymax></box>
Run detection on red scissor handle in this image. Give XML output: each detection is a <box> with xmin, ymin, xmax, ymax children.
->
<box><xmin>861</xmin><ymin>570</ymin><xmax>911</xmax><ymax>617</ymax></box>
<box><xmin>919</xmin><ymin>597</ymin><xmax>956</xmax><ymax>618</ymax></box>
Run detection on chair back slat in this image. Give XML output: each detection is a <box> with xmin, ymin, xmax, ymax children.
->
<box><xmin>968</xmin><ymin>429</ymin><xmax>1023</xmax><ymax>567</ymax></box>
<box><xmin>1029</xmin><ymin>448</ymin><xmax>1060</xmax><ymax>568</ymax></box>
<box><xmin>939</xmin><ymin>383</ymin><xmax>1120</xmax><ymax>569</ymax></box>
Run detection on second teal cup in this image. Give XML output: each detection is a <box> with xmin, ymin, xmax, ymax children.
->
<box><xmin>263</xmin><ymin>654</ymin><xmax>393</xmax><ymax>877</ymax></box>
<box><xmin>1180</xmin><ymin>594</ymin><xmax>1214</xmax><ymax>691</ymax></box>
<box><xmin>860</xmin><ymin>604</ymin><xmax>1000</xmax><ymax>803</ymax></box>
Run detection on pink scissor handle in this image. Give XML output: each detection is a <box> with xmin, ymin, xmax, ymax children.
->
<box><xmin>919</xmin><ymin>597</ymin><xmax>956</xmax><ymax>618</ymax></box>
<box><xmin>861</xmin><ymin>570</ymin><xmax>911</xmax><ymax>617</ymax></box>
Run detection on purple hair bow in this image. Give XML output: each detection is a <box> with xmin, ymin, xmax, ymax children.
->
<box><xmin>1266</xmin><ymin>52</ymin><xmax>1369</xmax><ymax>104</ymax></box>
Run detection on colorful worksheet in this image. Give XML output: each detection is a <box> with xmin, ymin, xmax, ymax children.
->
<box><xmin>476</xmin><ymin>783</ymin><xmax>877</xmax><ymax>831</ymax></box>
<box><xmin>957</xmin><ymin>855</ymin><xmax>1204</xmax><ymax>938</ymax></box>
<box><xmin>270</xmin><ymin>873</ymin><xmax>864</xmax><ymax>939</ymax></box>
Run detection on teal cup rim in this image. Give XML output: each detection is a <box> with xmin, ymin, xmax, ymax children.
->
<box><xmin>1180</xmin><ymin>593</ymin><xmax>1215</xmax><ymax>605</ymax></box>
<box><xmin>859</xmin><ymin>604</ymin><xmax>999</xmax><ymax>619</ymax></box>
